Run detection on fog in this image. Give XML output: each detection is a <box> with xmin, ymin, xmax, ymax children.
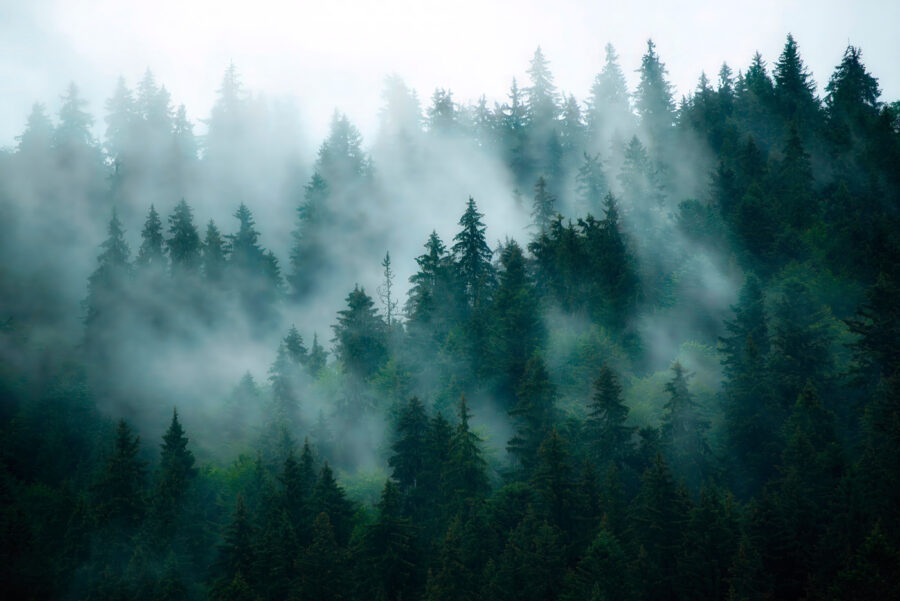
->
<box><xmin>0</xmin><ymin>2</ymin><xmax>895</xmax><ymax>480</ymax></box>
<box><xmin>3</xmin><ymin>0</ymin><xmax>898</xmax><ymax>147</ymax></box>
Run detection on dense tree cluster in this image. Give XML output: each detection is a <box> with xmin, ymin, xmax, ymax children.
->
<box><xmin>1</xmin><ymin>35</ymin><xmax>899</xmax><ymax>601</ymax></box>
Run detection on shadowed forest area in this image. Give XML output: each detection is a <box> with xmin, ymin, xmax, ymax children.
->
<box><xmin>1</xmin><ymin>34</ymin><xmax>899</xmax><ymax>601</ymax></box>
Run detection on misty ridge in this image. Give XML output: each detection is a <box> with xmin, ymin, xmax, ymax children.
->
<box><xmin>1</xmin><ymin>31</ymin><xmax>899</xmax><ymax>601</ymax></box>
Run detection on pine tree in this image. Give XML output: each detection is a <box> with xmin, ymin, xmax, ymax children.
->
<box><xmin>135</xmin><ymin>205</ymin><xmax>167</xmax><ymax>270</ymax></box>
<box><xmin>202</xmin><ymin>220</ymin><xmax>227</xmax><ymax>284</ymax></box>
<box><xmin>311</xmin><ymin>464</ymin><xmax>355</xmax><ymax>546</ymax></box>
<box><xmin>288</xmin><ymin>172</ymin><xmax>329</xmax><ymax>300</ymax></box>
<box><xmin>389</xmin><ymin>397</ymin><xmax>429</xmax><ymax>495</ymax></box>
<box><xmin>316</xmin><ymin>111</ymin><xmax>369</xmax><ymax>180</ymax></box>
<box><xmin>586</xmin><ymin>43</ymin><xmax>632</xmax><ymax>147</ymax></box>
<box><xmin>629</xmin><ymin>453</ymin><xmax>691</xmax><ymax>601</ymax></box>
<box><xmin>85</xmin><ymin>209</ymin><xmax>131</xmax><ymax>333</ymax></box>
<box><xmin>307</xmin><ymin>333</ymin><xmax>328</xmax><ymax>375</ymax></box>
<box><xmin>585</xmin><ymin>364</ymin><xmax>635</xmax><ymax>468</ymax></box>
<box><xmin>575</xmin><ymin>152</ymin><xmax>607</xmax><ymax>215</ymax></box>
<box><xmin>508</xmin><ymin>355</ymin><xmax>557</xmax><ymax>474</ymax></box>
<box><xmin>770</xmin><ymin>280</ymin><xmax>834</xmax><ymax>410</ymax></box>
<box><xmin>92</xmin><ymin>419</ymin><xmax>147</xmax><ymax>532</ymax></box>
<box><xmin>332</xmin><ymin>285</ymin><xmax>387</xmax><ymax>380</ymax></box>
<box><xmin>296</xmin><ymin>513</ymin><xmax>347</xmax><ymax>601</ymax></box>
<box><xmin>211</xmin><ymin>495</ymin><xmax>256</xmax><ymax>598</ymax></box>
<box><xmin>452</xmin><ymin>197</ymin><xmax>494</xmax><ymax>308</ymax></box>
<box><xmin>360</xmin><ymin>480</ymin><xmax>422</xmax><ymax>601</ymax></box>
<box><xmin>773</xmin><ymin>34</ymin><xmax>820</xmax><ymax>132</ymax></box>
<box><xmin>660</xmin><ymin>362</ymin><xmax>713</xmax><ymax>490</ymax></box>
<box><xmin>531</xmin><ymin>176</ymin><xmax>557</xmax><ymax>234</ymax></box>
<box><xmin>378</xmin><ymin>251</ymin><xmax>399</xmax><ymax>328</ymax></box>
<box><xmin>560</xmin><ymin>525</ymin><xmax>628</xmax><ymax>601</ymax></box>
<box><xmin>165</xmin><ymin>200</ymin><xmax>201</xmax><ymax>276</ymax></box>
<box><xmin>526</xmin><ymin>46</ymin><xmax>559</xmax><ymax>136</ymax></box>
<box><xmin>104</xmin><ymin>76</ymin><xmax>136</xmax><ymax>163</ymax></box>
<box><xmin>776</xmin><ymin>124</ymin><xmax>815</xmax><ymax>229</ymax></box>
<box><xmin>445</xmin><ymin>397</ymin><xmax>490</xmax><ymax>513</ymax></box>
<box><xmin>531</xmin><ymin>429</ymin><xmax>576</xmax><ymax>538</ymax></box>
<box><xmin>406</xmin><ymin>231</ymin><xmax>453</xmax><ymax>328</ymax></box>
<box><xmin>152</xmin><ymin>409</ymin><xmax>197</xmax><ymax>542</ymax></box>
<box><xmin>54</xmin><ymin>82</ymin><xmax>99</xmax><ymax>161</ymax></box>
<box><xmin>428</xmin><ymin>88</ymin><xmax>457</xmax><ymax>134</ymax></box>
<box><xmin>487</xmin><ymin>240</ymin><xmax>542</xmax><ymax>408</ymax></box>
<box><xmin>635</xmin><ymin>39</ymin><xmax>675</xmax><ymax>150</ymax></box>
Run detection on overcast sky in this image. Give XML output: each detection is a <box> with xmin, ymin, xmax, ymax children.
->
<box><xmin>2</xmin><ymin>0</ymin><xmax>898</xmax><ymax>150</ymax></box>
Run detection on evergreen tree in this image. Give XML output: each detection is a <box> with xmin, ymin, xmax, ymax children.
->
<box><xmin>451</xmin><ymin>197</ymin><xmax>494</xmax><ymax>308</ymax></box>
<box><xmin>526</xmin><ymin>46</ymin><xmax>559</xmax><ymax>136</ymax></box>
<box><xmin>560</xmin><ymin>525</ymin><xmax>629</xmax><ymax>601</ymax></box>
<box><xmin>531</xmin><ymin>176</ymin><xmax>557</xmax><ymax>234</ymax></box>
<box><xmin>332</xmin><ymin>285</ymin><xmax>387</xmax><ymax>380</ymax></box>
<box><xmin>296</xmin><ymin>513</ymin><xmax>347</xmax><ymax>601</ymax></box>
<box><xmin>389</xmin><ymin>397</ymin><xmax>429</xmax><ymax>495</ymax></box>
<box><xmin>136</xmin><ymin>205</ymin><xmax>167</xmax><ymax>270</ymax></box>
<box><xmin>85</xmin><ymin>209</ymin><xmax>131</xmax><ymax>334</ymax></box>
<box><xmin>660</xmin><ymin>362</ymin><xmax>713</xmax><ymax>490</ymax></box>
<box><xmin>307</xmin><ymin>333</ymin><xmax>328</xmax><ymax>375</ymax></box>
<box><xmin>360</xmin><ymin>480</ymin><xmax>422</xmax><ymax>601</ymax></box>
<box><xmin>211</xmin><ymin>495</ymin><xmax>256</xmax><ymax>599</ymax></box>
<box><xmin>508</xmin><ymin>355</ymin><xmax>557</xmax><ymax>474</ymax></box>
<box><xmin>151</xmin><ymin>409</ymin><xmax>197</xmax><ymax>548</ymax></box>
<box><xmin>575</xmin><ymin>152</ymin><xmax>607</xmax><ymax>214</ymax></box>
<box><xmin>635</xmin><ymin>39</ymin><xmax>675</xmax><ymax>150</ymax></box>
<box><xmin>586</xmin><ymin>43</ymin><xmax>632</xmax><ymax>147</ymax></box>
<box><xmin>316</xmin><ymin>111</ymin><xmax>369</xmax><ymax>180</ymax></box>
<box><xmin>311</xmin><ymin>464</ymin><xmax>355</xmax><ymax>546</ymax></box>
<box><xmin>629</xmin><ymin>454</ymin><xmax>690</xmax><ymax>601</ymax></box>
<box><xmin>104</xmin><ymin>76</ymin><xmax>136</xmax><ymax>163</ymax></box>
<box><xmin>585</xmin><ymin>364</ymin><xmax>635</xmax><ymax>469</ymax></box>
<box><xmin>773</xmin><ymin>34</ymin><xmax>820</xmax><ymax>132</ymax></box>
<box><xmin>488</xmin><ymin>240</ymin><xmax>542</xmax><ymax>409</ymax></box>
<box><xmin>770</xmin><ymin>280</ymin><xmax>834</xmax><ymax>410</ymax></box>
<box><xmin>166</xmin><ymin>199</ymin><xmax>201</xmax><ymax>275</ymax></box>
<box><xmin>445</xmin><ymin>397</ymin><xmax>490</xmax><ymax>513</ymax></box>
<box><xmin>202</xmin><ymin>220</ymin><xmax>227</xmax><ymax>284</ymax></box>
<box><xmin>283</xmin><ymin>325</ymin><xmax>308</xmax><ymax>366</ymax></box>
<box><xmin>92</xmin><ymin>419</ymin><xmax>147</xmax><ymax>532</ymax></box>
<box><xmin>288</xmin><ymin>172</ymin><xmax>329</xmax><ymax>300</ymax></box>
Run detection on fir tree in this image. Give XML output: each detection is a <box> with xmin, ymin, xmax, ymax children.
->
<box><xmin>166</xmin><ymin>199</ymin><xmax>201</xmax><ymax>275</ymax></box>
<box><xmin>452</xmin><ymin>197</ymin><xmax>494</xmax><ymax>308</ymax></box>
<box><xmin>585</xmin><ymin>364</ymin><xmax>635</xmax><ymax>469</ymax></box>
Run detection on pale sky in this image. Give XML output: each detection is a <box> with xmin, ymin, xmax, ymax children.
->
<box><xmin>2</xmin><ymin>0</ymin><xmax>898</xmax><ymax>149</ymax></box>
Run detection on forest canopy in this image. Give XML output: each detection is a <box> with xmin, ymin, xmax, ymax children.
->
<box><xmin>1</xmin><ymin>34</ymin><xmax>899</xmax><ymax>601</ymax></box>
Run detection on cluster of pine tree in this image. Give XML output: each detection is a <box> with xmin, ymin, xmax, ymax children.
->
<box><xmin>1</xmin><ymin>35</ymin><xmax>899</xmax><ymax>600</ymax></box>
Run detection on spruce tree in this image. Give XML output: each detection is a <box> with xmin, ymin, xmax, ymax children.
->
<box><xmin>136</xmin><ymin>205</ymin><xmax>167</xmax><ymax>270</ymax></box>
<box><xmin>332</xmin><ymin>285</ymin><xmax>387</xmax><ymax>380</ymax></box>
<box><xmin>635</xmin><ymin>39</ymin><xmax>675</xmax><ymax>150</ymax></box>
<box><xmin>452</xmin><ymin>197</ymin><xmax>494</xmax><ymax>308</ymax></box>
<box><xmin>585</xmin><ymin>364</ymin><xmax>635</xmax><ymax>469</ymax></box>
<box><xmin>166</xmin><ymin>199</ymin><xmax>201</xmax><ymax>275</ymax></box>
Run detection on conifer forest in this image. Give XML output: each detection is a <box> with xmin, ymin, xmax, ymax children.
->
<box><xmin>1</xmin><ymin>21</ymin><xmax>899</xmax><ymax>601</ymax></box>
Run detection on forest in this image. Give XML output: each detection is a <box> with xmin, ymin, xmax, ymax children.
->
<box><xmin>0</xmin><ymin>33</ymin><xmax>898</xmax><ymax>601</ymax></box>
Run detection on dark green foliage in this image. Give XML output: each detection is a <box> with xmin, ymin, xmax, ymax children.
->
<box><xmin>452</xmin><ymin>197</ymin><xmax>494</xmax><ymax>309</ymax></box>
<box><xmin>585</xmin><ymin>365</ymin><xmax>635</xmax><ymax>469</ymax></box>
<box><xmin>635</xmin><ymin>39</ymin><xmax>675</xmax><ymax>150</ymax></box>
<box><xmin>660</xmin><ymin>362</ymin><xmax>713</xmax><ymax>490</ymax></box>
<box><xmin>167</xmin><ymin>200</ymin><xmax>202</xmax><ymax>275</ymax></box>
<box><xmin>136</xmin><ymin>205</ymin><xmax>167</xmax><ymax>270</ymax></box>
<box><xmin>92</xmin><ymin>419</ymin><xmax>147</xmax><ymax>532</ymax></box>
<box><xmin>311</xmin><ymin>464</ymin><xmax>355</xmax><ymax>546</ymax></box>
<box><xmin>508</xmin><ymin>355</ymin><xmax>557</xmax><ymax>474</ymax></box>
<box><xmin>332</xmin><ymin>285</ymin><xmax>387</xmax><ymax>380</ymax></box>
<box><xmin>3</xmin><ymin>35</ymin><xmax>900</xmax><ymax>601</ymax></box>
